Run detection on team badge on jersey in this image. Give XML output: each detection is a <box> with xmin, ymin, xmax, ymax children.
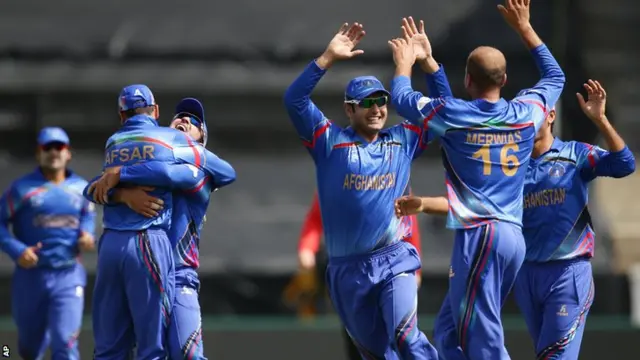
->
<box><xmin>548</xmin><ymin>163</ymin><xmax>565</xmax><ymax>177</ymax></box>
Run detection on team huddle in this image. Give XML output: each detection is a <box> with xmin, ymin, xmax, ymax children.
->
<box><xmin>0</xmin><ymin>0</ymin><xmax>635</xmax><ymax>359</ymax></box>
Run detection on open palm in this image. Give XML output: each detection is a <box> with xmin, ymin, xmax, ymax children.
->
<box><xmin>325</xmin><ymin>23</ymin><xmax>366</xmax><ymax>60</ymax></box>
<box><xmin>402</xmin><ymin>17</ymin><xmax>432</xmax><ymax>61</ymax></box>
<box><xmin>577</xmin><ymin>79</ymin><xmax>607</xmax><ymax>121</ymax></box>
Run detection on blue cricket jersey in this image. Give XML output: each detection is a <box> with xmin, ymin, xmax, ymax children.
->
<box><xmin>284</xmin><ymin>60</ymin><xmax>434</xmax><ymax>258</ymax></box>
<box><xmin>85</xmin><ymin>139</ymin><xmax>236</xmax><ymax>266</ymax></box>
<box><xmin>523</xmin><ymin>138</ymin><xmax>635</xmax><ymax>261</ymax></box>
<box><xmin>114</xmin><ymin>152</ymin><xmax>233</xmax><ymax>269</ymax></box>
<box><xmin>170</xmin><ymin>177</ymin><xmax>216</xmax><ymax>270</ymax></box>
<box><xmin>85</xmin><ymin>114</ymin><xmax>223</xmax><ymax>231</ymax></box>
<box><xmin>392</xmin><ymin>44</ymin><xmax>566</xmax><ymax>229</ymax></box>
<box><xmin>0</xmin><ymin>169</ymin><xmax>96</xmax><ymax>268</ymax></box>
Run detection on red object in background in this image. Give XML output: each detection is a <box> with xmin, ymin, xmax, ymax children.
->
<box><xmin>297</xmin><ymin>193</ymin><xmax>422</xmax><ymax>255</ymax></box>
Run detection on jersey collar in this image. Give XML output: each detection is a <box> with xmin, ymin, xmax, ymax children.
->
<box><xmin>345</xmin><ymin>126</ymin><xmax>385</xmax><ymax>146</ymax></box>
<box><xmin>472</xmin><ymin>98</ymin><xmax>508</xmax><ymax>111</ymax></box>
<box><xmin>550</xmin><ymin>137</ymin><xmax>564</xmax><ymax>152</ymax></box>
<box><xmin>123</xmin><ymin>114</ymin><xmax>159</xmax><ymax>128</ymax></box>
<box><xmin>33</xmin><ymin>167</ymin><xmax>73</xmax><ymax>182</ymax></box>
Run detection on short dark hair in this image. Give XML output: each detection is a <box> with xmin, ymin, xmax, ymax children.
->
<box><xmin>122</xmin><ymin>106</ymin><xmax>155</xmax><ymax>119</ymax></box>
<box><xmin>466</xmin><ymin>58</ymin><xmax>506</xmax><ymax>91</ymax></box>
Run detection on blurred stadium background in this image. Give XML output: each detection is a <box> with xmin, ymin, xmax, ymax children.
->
<box><xmin>0</xmin><ymin>0</ymin><xmax>639</xmax><ymax>358</ymax></box>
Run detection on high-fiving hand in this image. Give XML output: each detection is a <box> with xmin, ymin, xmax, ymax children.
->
<box><xmin>577</xmin><ymin>79</ymin><xmax>607</xmax><ymax>123</ymax></box>
<box><xmin>401</xmin><ymin>17</ymin><xmax>432</xmax><ymax>61</ymax></box>
<box><xmin>322</xmin><ymin>23</ymin><xmax>366</xmax><ymax>62</ymax></box>
<box><xmin>497</xmin><ymin>0</ymin><xmax>531</xmax><ymax>32</ymax></box>
<box><xmin>388</xmin><ymin>37</ymin><xmax>415</xmax><ymax>69</ymax></box>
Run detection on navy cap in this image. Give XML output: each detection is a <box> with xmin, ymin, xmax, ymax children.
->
<box><xmin>175</xmin><ymin>97</ymin><xmax>209</xmax><ymax>146</ymax></box>
<box><xmin>37</xmin><ymin>127</ymin><xmax>70</xmax><ymax>146</ymax></box>
<box><xmin>344</xmin><ymin>76</ymin><xmax>390</xmax><ymax>102</ymax></box>
<box><xmin>118</xmin><ymin>84</ymin><xmax>156</xmax><ymax>111</ymax></box>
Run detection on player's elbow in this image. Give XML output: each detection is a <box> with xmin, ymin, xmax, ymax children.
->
<box><xmin>548</xmin><ymin>67</ymin><xmax>566</xmax><ymax>89</ymax></box>
<box><xmin>216</xmin><ymin>166</ymin><xmax>237</xmax><ymax>188</ymax></box>
<box><xmin>617</xmin><ymin>157</ymin><xmax>636</xmax><ymax>178</ymax></box>
<box><xmin>283</xmin><ymin>85</ymin><xmax>305</xmax><ymax>111</ymax></box>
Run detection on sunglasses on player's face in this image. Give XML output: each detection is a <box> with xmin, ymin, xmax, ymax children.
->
<box><xmin>175</xmin><ymin>113</ymin><xmax>202</xmax><ymax>127</ymax></box>
<box><xmin>345</xmin><ymin>96</ymin><xmax>389</xmax><ymax>109</ymax></box>
<box><xmin>40</xmin><ymin>142</ymin><xmax>68</xmax><ymax>152</ymax></box>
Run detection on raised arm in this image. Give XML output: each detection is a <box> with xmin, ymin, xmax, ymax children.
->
<box><xmin>0</xmin><ymin>186</ymin><xmax>27</xmax><ymax>261</ymax></box>
<box><xmin>576</xmin><ymin>80</ymin><xmax>635</xmax><ymax>181</ymax></box>
<box><xmin>389</xmin><ymin>19</ymin><xmax>451</xmax><ymax>126</ymax></box>
<box><xmin>401</xmin><ymin>17</ymin><xmax>453</xmax><ymax>98</ymax></box>
<box><xmin>283</xmin><ymin>23</ymin><xmax>364</xmax><ymax>159</ymax></box>
<box><xmin>501</xmin><ymin>0</ymin><xmax>566</xmax><ymax>130</ymax></box>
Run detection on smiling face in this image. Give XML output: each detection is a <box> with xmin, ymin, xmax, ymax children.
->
<box><xmin>170</xmin><ymin>114</ymin><xmax>204</xmax><ymax>143</ymax></box>
<box><xmin>344</xmin><ymin>91</ymin><xmax>389</xmax><ymax>138</ymax></box>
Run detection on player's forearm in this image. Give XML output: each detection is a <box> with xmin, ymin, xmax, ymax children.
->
<box><xmin>119</xmin><ymin>162</ymin><xmax>200</xmax><ymax>190</ymax></box>
<box><xmin>82</xmin><ymin>175</ymin><xmax>102</xmax><ymax>204</ymax></box>
<box><xmin>516</xmin><ymin>24</ymin><xmax>543</xmax><ymax>50</ymax></box>
<box><xmin>425</xmin><ymin>65</ymin><xmax>453</xmax><ymax>98</ymax></box>
<box><xmin>391</xmin><ymin>75</ymin><xmax>429</xmax><ymax>123</ymax></box>
<box><xmin>79</xmin><ymin>211</ymin><xmax>97</xmax><ymax>235</ymax></box>
<box><xmin>524</xmin><ymin>43</ymin><xmax>566</xmax><ymax>109</ymax></box>
<box><xmin>315</xmin><ymin>52</ymin><xmax>334</xmax><ymax>70</ymax></box>
<box><xmin>394</xmin><ymin>62</ymin><xmax>413</xmax><ymax>79</ymax></box>
<box><xmin>593</xmin><ymin>122</ymin><xmax>636</xmax><ymax>178</ymax></box>
<box><xmin>417</xmin><ymin>57</ymin><xmax>440</xmax><ymax>75</ymax></box>
<box><xmin>596</xmin><ymin>117</ymin><xmax>626</xmax><ymax>153</ymax></box>
<box><xmin>0</xmin><ymin>228</ymin><xmax>27</xmax><ymax>260</ymax></box>
<box><xmin>284</xmin><ymin>61</ymin><xmax>327</xmax><ymax>110</ymax></box>
<box><xmin>202</xmin><ymin>151</ymin><xmax>236</xmax><ymax>189</ymax></box>
<box><xmin>283</xmin><ymin>61</ymin><xmax>330</xmax><ymax>140</ymax></box>
<box><xmin>420</xmin><ymin>196</ymin><xmax>449</xmax><ymax>215</ymax></box>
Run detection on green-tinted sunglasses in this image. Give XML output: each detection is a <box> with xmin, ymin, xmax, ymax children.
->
<box><xmin>345</xmin><ymin>96</ymin><xmax>389</xmax><ymax>108</ymax></box>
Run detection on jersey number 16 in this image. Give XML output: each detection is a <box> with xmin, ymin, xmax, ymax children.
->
<box><xmin>472</xmin><ymin>144</ymin><xmax>520</xmax><ymax>176</ymax></box>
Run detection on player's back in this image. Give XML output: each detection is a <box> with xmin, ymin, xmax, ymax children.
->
<box><xmin>435</xmin><ymin>98</ymin><xmax>539</xmax><ymax>228</ymax></box>
<box><xmin>102</xmin><ymin>120</ymin><xmax>185</xmax><ymax>231</ymax></box>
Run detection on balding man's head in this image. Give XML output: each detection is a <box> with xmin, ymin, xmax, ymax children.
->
<box><xmin>465</xmin><ymin>46</ymin><xmax>507</xmax><ymax>92</ymax></box>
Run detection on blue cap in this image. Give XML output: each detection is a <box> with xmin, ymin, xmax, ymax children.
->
<box><xmin>344</xmin><ymin>76</ymin><xmax>390</xmax><ymax>102</ymax></box>
<box><xmin>175</xmin><ymin>97</ymin><xmax>209</xmax><ymax>146</ymax></box>
<box><xmin>37</xmin><ymin>127</ymin><xmax>70</xmax><ymax>146</ymax></box>
<box><xmin>118</xmin><ymin>84</ymin><xmax>156</xmax><ymax>111</ymax></box>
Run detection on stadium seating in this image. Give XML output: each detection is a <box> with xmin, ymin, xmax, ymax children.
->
<box><xmin>0</xmin><ymin>0</ymin><xmax>551</xmax><ymax>60</ymax></box>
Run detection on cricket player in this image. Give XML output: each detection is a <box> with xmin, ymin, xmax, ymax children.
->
<box><xmin>297</xmin><ymin>192</ymin><xmax>423</xmax><ymax>360</ymax></box>
<box><xmin>388</xmin><ymin>0</ymin><xmax>565</xmax><ymax>358</ymax></box>
<box><xmin>97</xmin><ymin>97</ymin><xmax>235</xmax><ymax>359</ymax></box>
<box><xmin>0</xmin><ymin>127</ymin><xmax>96</xmax><ymax>360</ymax></box>
<box><xmin>395</xmin><ymin>81</ymin><xmax>636</xmax><ymax>359</ymax></box>
<box><xmin>284</xmin><ymin>22</ymin><xmax>438</xmax><ymax>359</ymax></box>
<box><xmin>512</xmin><ymin>80</ymin><xmax>634</xmax><ymax>359</ymax></box>
<box><xmin>86</xmin><ymin>85</ymin><xmax>232</xmax><ymax>359</ymax></box>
